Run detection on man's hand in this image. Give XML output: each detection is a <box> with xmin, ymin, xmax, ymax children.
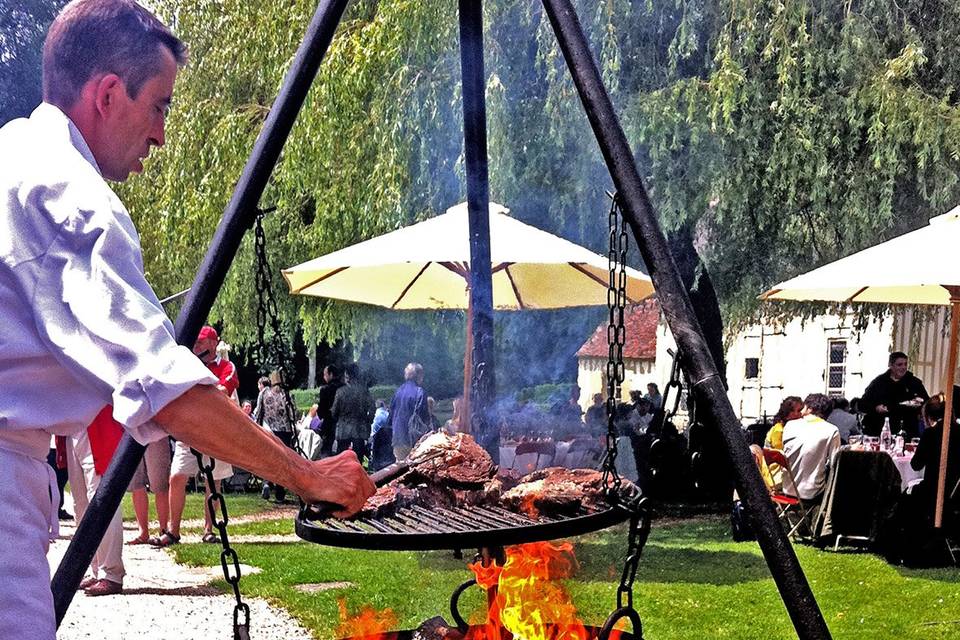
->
<box><xmin>876</xmin><ymin>404</ymin><xmax>889</xmax><ymax>414</ymax></box>
<box><xmin>297</xmin><ymin>450</ymin><xmax>376</xmax><ymax>518</ymax></box>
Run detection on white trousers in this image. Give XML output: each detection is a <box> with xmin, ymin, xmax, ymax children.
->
<box><xmin>67</xmin><ymin>431</ymin><xmax>125</xmax><ymax>584</ymax></box>
<box><xmin>0</xmin><ymin>446</ymin><xmax>58</xmax><ymax>640</ymax></box>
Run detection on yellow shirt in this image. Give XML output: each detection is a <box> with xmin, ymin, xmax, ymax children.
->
<box><xmin>765</xmin><ymin>422</ymin><xmax>785</xmax><ymax>450</ymax></box>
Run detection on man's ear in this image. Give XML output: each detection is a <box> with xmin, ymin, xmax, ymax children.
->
<box><xmin>92</xmin><ymin>74</ymin><xmax>126</xmax><ymax>119</ymax></box>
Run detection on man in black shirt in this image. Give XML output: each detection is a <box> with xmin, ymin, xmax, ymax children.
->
<box><xmin>861</xmin><ymin>351</ymin><xmax>928</xmax><ymax>437</ymax></box>
<box><xmin>315</xmin><ymin>365</ymin><xmax>344</xmax><ymax>456</ymax></box>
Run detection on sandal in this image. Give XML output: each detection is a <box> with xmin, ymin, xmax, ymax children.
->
<box><xmin>201</xmin><ymin>532</ymin><xmax>220</xmax><ymax>544</ymax></box>
<box><xmin>149</xmin><ymin>531</ymin><xmax>180</xmax><ymax>548</ymax></box>
<box><xmin>125</xmin><ymin>534</ymin><xmax>151</xmax><ymax>546</ymax></box>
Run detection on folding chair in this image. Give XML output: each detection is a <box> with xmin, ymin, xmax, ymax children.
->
<box><xmin>762</xmin><ymin>448</ymin><xmax>816</xmax><ymax>540</ymax></box>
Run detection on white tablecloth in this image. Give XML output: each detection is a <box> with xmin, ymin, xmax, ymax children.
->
<box><xmin>891</xmin><ymin>454</ymin><xmax>923</xmax><ymax>491</ymax></box>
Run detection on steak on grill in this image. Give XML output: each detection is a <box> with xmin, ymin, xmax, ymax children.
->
<box><xmin>406</xmin><ymin>432</ymin><xmax>496</xmax><ymax>486</ymax></box>
<box><xmin>357</xmin><ymin>483</ymin><xmax>419</xmax><ymax>519</ymax></box>
<box><xmin>500</xmin><ymin>467</ymin><xmax>614</xmax><ymax>516</ymax></box>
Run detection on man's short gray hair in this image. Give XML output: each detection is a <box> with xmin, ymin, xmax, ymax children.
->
<box><xmin>43</xmin><ymin>0</ymin><xmax>187</xmax><ymax>108</ymax></box>
<box><xmin>404</xmin><ymin>362</ymin><xmax>423</xmax><ymax>381</ymax></box>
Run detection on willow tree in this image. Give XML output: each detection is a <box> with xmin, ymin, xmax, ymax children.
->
<box><xmin>119</xmin><ymin>0</ymin><xmax>960</xmax><ymax>389</ymax></box>
<box><xmin>626</xmin><ymin>0</ymin><xmax>960</xmax><ymax>325</ymax></box>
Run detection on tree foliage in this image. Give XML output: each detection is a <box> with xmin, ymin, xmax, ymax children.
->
<box><xmin>0</xmin><ymin>0</ymin><xmax>66</xmax><ymax>126</ymax></box>
<box><xmin>107</xmin><ymin>0</ymin><xmax>960</xmax><ymax>386</ymax></box>
<box><xmin>627</xmin><ymin>0</ymin><xmax>960</xmax><ymax>326</ymax></box>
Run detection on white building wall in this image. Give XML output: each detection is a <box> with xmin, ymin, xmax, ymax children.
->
<box><xmin>577</xmin><ymin>356</ymin><xmax>655</xmax><ymax>412</ymax></box>
<box><xmin>725</xmin><ymin>314</ymin><xmax>894</xmax><ymax>424</ymax></box>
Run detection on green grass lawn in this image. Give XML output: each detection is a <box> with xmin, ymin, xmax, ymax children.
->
<box><xmin>118</xmin><ymin>491</ymin><xmax>274</xmax><ymax>524</ymax></box>
<box><xmin>170</xmin><ymin>514</ymin><xmax>960</xmax><ymax>639</ymax></box>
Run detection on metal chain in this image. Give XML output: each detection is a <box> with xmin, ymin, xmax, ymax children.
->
<box><xmin>189</xmin><ymin>449</ymin><xmax>250</xmax><ymax>639</ymax></box>
<box><xmin>253</xmin><ymin>210</ymin><xmax>305</xmax><ymax>460</ymax></box>
<box><xmin>601</xmin><ymin>192</ymin><xmax>628</xmax><ymax>496</ymax></box>
<box><xmin>616</xmin><ymin>505</ymin><xmax>652</xmax><ymax>610</ymax></box>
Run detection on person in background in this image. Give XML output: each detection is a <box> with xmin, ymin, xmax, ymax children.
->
<box><xmin>332</xmin><ymin>364</ymin><xmax>374</xmax><ymax>462</ymax></box>
<box><xmin>644</xmin><ymin>383</ymin><xmax>663</xmax><ymax>410</ymax></box>
<box><xmin>585</xmin><ymin>393</ymin><xmax>606</xmax><ymax>435</ymax></box>
<box><xmin>252</xmin><ymin>376</ymin><xmax>270</xmax><ymax>424</ymax></box>
<box><xmin>427</xmin><ymin>396</ymin><xmax>442</xmax><ymax>432</ymax></box>
<box><xmin>765</xmin><ymin>396</ymin><xmax>803</xmax><ymax>450</ymax></box>
<box><xmin>125</xmin><ymin>437</ymin><xmax>171</xmax><ymax>547</ymax></box>
<box><xmin>911</xmin><ymin>394</ymin><xmax>960</xmax><ymax>507</ymax></box>
<box><xmin>782</xmin><ymin>394</ymin><xmax>842</xmax><ymax>504</ymax></box>
<box><xmin>299</xmin><ymin>404</ymin><xmax>320</xmax><ymax>432</ymax></box>
<box><xmin>389</xmin><ymin>362</ymin><xmax>429</xmax><ymax>460</ymax></box>
<box><xmin>66</xmin><ymin>407</ymin><xmax>127</xmax><ymax>596</ymax></box>
<box><xmin>444</xmin><ymin>396</ymin><xmax>464</xmax><ymax>434</ymax></box>
<box><xmin>159</xmin><ymin>326</ymin><xmax>239</xmax><ymax>546</ymax></box>
<box><xmin>369</xmin><ymin>399</ymin><xmax>394</xmax><ymax>471</ymax></box>
<box><xmin>241</xmin><ymin>400</ymin><xmax>254</xmax><ymax>420</ymax></box>
<box><xmin>862</xmin><ymin>351</ymin><xmax>929</xmax><ymax>437</ymax></box>
<box><xmin>256</xmin><ymin>371</ymin><xmax>296</xmax><ymax>503</ymax></box>
<box><xmin>826</xmin><ymin>397</ymin><xmax>861</xmax><ymax>444</ymax></box>
<box><xmin>316</xmin><ymin>364</ymin><xmax>344</xmax><ymax>456</ymax></box>
<box><xmin>47</xmin><ymin>436</ymin><xmax>71</xmax><ymax>521</ymax></box>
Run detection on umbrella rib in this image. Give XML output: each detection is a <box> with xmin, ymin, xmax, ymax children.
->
<box><xmin>504</xmin><ymin>265</ymin><xmax>525</xmax><ymax>309</ymax></box>
<box><xmin>438</xmin><ymin>261</ymin><xmax>470</xmax><ymax>280</ymax></box>
<box><xmin>290</xmin><ymin>266</ymin><xmax>350</xmax><ymax>293</ymax></box>
<box><xmin>568</xmin><ymin>262</ymin><xmax>636</xmax><ymax>301</ymax></box>
<box><xmin>845</xmin><ymin>286</ymin><xmax>869</xmax><ymax>303</ymax></box>
<box><xmin>391</xmin><ymin>262</ymin><xmax>432</xmax><ymax>309</ymax></box>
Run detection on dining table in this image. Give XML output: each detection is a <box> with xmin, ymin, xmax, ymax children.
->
<box><xmin>814</xmin><ymin>447</ymin><xmax>919</xmax><ymax>544</ymax></box>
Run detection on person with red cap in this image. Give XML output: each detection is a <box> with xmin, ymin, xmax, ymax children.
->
<box><xmin>0</xmin><ymin>3</ymin><xmax>374</xmax><ymax>635</ymax></box>
<box><xmin>155</xmin><ymin>326</ymin><xmax>238</xmax><ymax>546</ymax></box>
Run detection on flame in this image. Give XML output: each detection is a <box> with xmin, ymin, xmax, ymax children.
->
<box><xmin>467</xmin><ymin>542</ymin><xmax>599</xmax><ymax>640</ymax></box>
<box><xmin>519</xmin><ymin>494</ymin><xmax>540</xmax><ymax>519</ymax></box>
<box><xmin>335</xmin><ymin>598</ymin><xmax>398</xmax><ymax>640</ymax></box>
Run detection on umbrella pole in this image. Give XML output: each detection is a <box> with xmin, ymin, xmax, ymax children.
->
<box><xmin>935</xmin><ymin>292</ymin><xmax>960</xmax><ymax>528</ymax></box>
<box><xmin>463</xmin><ymin>295</ymin><xmax>473</xmax><ymax>433</ymax></box>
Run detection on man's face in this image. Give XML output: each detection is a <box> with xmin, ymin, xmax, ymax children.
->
<box><xmin>890</xmin><ymin>357</ymin><xmax>908</xmax><ymax>380</ymax></box>
<box><xmin>100</xmin><ymin>46</ymin><xmax>178</xmax><ymax>181</ymax></box>
<box><xmin>193</xmin><ymin>336</ymin><xmax>217</xmax><ymax>362</ymax></box>
<box><xmin>323</xmin><ymin>368</ymin><xmax>333</xmax><ymax>383</ymax></box>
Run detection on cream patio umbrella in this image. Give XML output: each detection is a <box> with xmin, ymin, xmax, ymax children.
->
<box><xmin>283</xmin><ymin>201</ymin><xmax>652</xmax><ymax>309</ymax></box>
<box><xmin>283</xmin><ymin>201</ymin><xmax>654</xmax><ymax>426</ymax></box>
<box><xmin>760</xmin><ymin>205</ymin><xmax>960</xmax><ymax>528</ymax></box>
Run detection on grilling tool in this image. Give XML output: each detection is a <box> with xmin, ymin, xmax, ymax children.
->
<box><xmin>302</xmin><ymin>449</ymin><xmax>446</xmax><ymax>519</ymax></box>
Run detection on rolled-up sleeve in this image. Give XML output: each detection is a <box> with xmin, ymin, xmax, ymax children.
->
<box><xmin>24</xmin><ymin>188</ymin><xmax>215</xmax><ymax>438</ymax></box>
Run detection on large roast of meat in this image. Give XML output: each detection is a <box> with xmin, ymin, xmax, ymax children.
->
<box><xmin>355</xmin><ymin>432</ymin><xmax>631</xmax><ymax>520</ymax></box>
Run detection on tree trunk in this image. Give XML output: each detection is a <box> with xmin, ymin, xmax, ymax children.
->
<box><xmin>307</xmin><ymin>339</ymin><xmax>317</xmax><ymax>389</ymax></box>
<box><xmin>667</xmin><ymin>223</ymin><xmax>726</xmax><ymax>382</ymax></box>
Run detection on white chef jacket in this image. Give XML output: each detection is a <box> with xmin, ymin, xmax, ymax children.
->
<box><xmin>0</xmin><ymin>102</ymin><xmax>215</xmax><ymax>460</ymax></box>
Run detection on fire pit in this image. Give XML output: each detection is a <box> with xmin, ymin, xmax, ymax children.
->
<box><xmin>296</xmin><ymin>500</ymin><xmax>634</xmax><ymax>551</ymax></box>
<box><xmin>337</xmin><ymin>623</ymin><xmax>634</xmax><ymax>640</ymax></box>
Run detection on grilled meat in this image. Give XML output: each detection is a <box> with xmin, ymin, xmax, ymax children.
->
<box><xmin>406</xmin><ymin>432</ymin><xmax>496</xmax><ymax>486</ymax></box>
<box><xmin>357</xmin><ymin>483</ymin><xmax>419</xmax><ymax>519</ymax></box>
<box><xmin>500</xmin><ymin>467</ymin><xmax>614</xmax><ymax>515</ymax></box>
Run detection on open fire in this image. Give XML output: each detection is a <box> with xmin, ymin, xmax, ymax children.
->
<box><xmin>336</xmin><ymin>542</ymin><xmax>628</xmax><ymax>640</ymax></box>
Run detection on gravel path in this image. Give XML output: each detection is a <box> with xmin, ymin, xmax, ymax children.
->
<box><xmin>49</xmin><ymin>516</ymin><xmax>314</xmax><ymax>639</ymax></box>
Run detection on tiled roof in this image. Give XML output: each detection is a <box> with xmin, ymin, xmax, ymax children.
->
<box><xmin>577</xmin><ymin>299</ymin><xmax>659</xmax><ymax>360</ymax></box>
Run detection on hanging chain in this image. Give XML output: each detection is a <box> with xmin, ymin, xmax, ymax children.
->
<box><xmin>616</xmin><ymin>507</ymin><xmax>652</xmax><ymax>610</ymax></box>
<box><xmin>601</xmin><ymin>192</ymin><xmax>628</xmax><ymax>497</ymax></box>
<box><xmin>189</xmin><ymin>449</ymin><xmax>250</xmax><ymax>640</ymax></box>
<box><xmin>253</xmin><ymin>209</ymin><xmax>305</xmax><ymax>459</ymax></box>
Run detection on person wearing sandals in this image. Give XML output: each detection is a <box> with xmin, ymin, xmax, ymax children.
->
<box><xmin>0</xmin><ymin>3</ymin><xmax>374</xmax><ymax>637</ymax></box>
<box><xmin>125</xmin><ymin>438</ymin><xmax>172</xmax><ymax>546</ymax></box>
<box><xmin>155</xmin><ymin>325</ymin><xmax>238</xmax><ymax>546</ymax></box>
